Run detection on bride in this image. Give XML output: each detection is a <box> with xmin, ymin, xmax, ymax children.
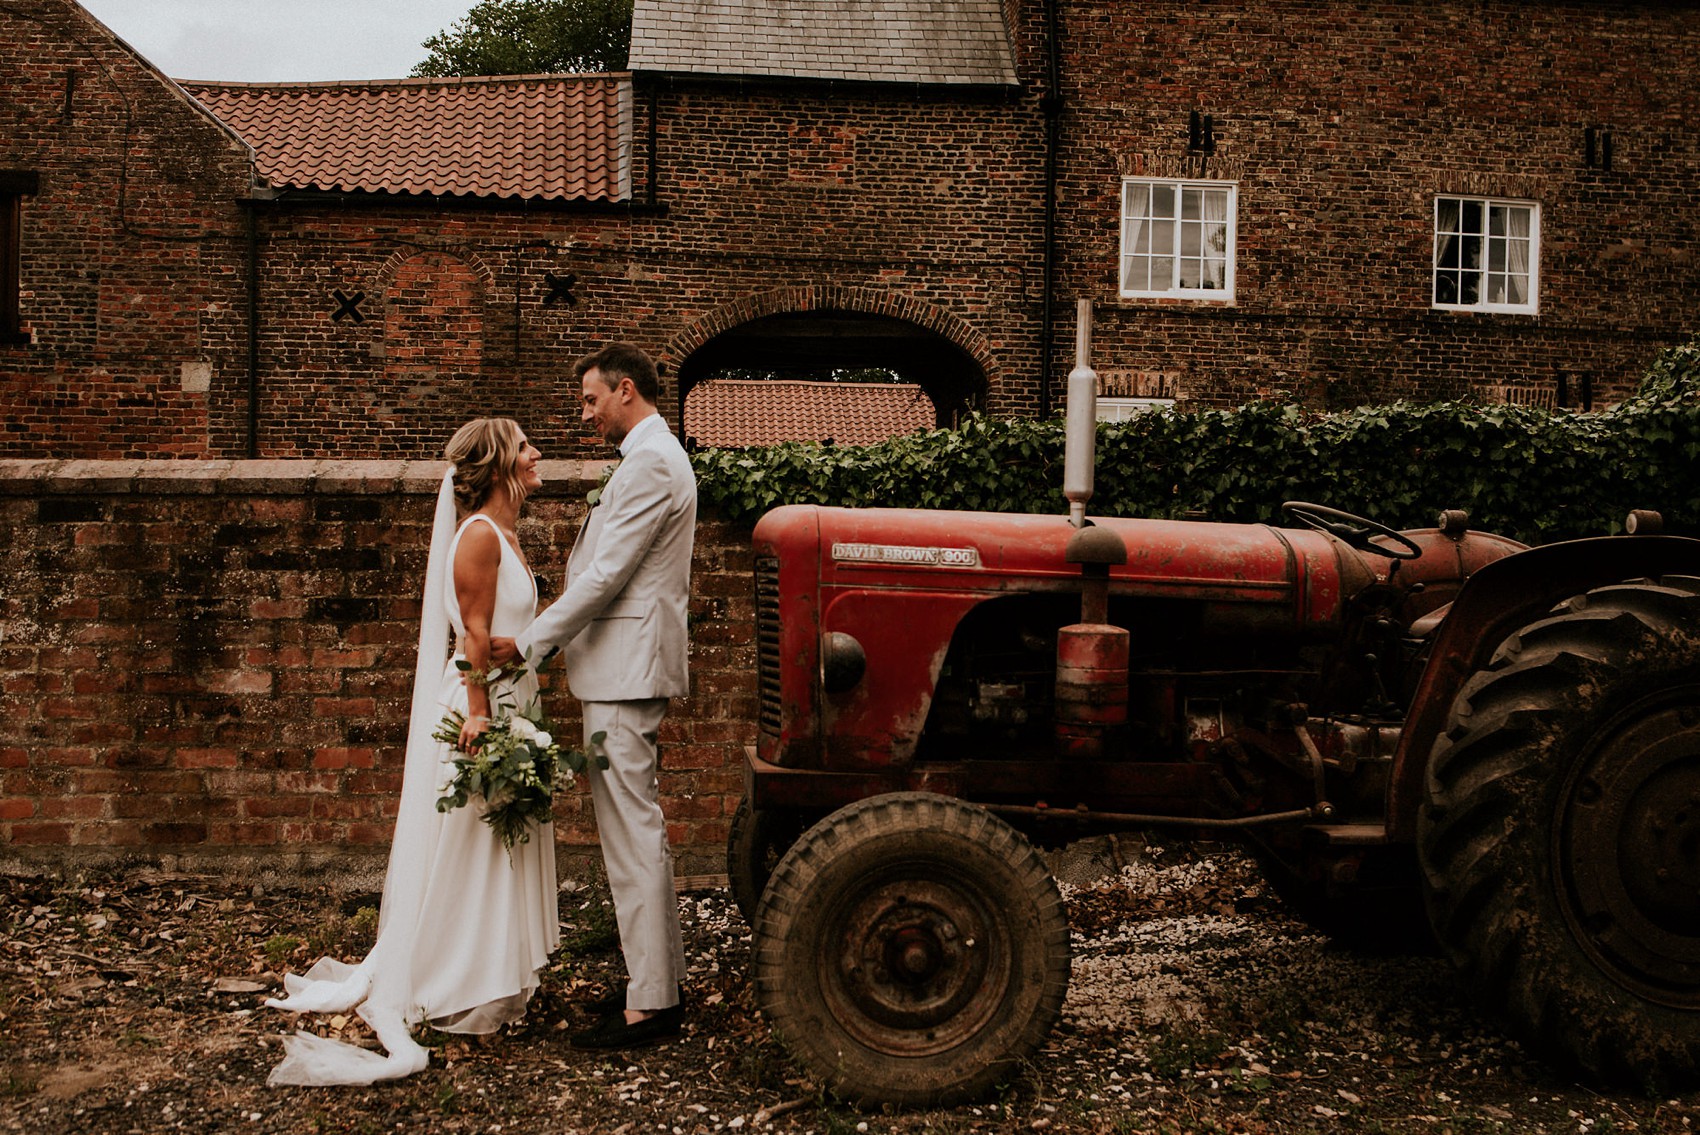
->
<box><xmin>265</xmin><ymin>418</ymin><xmax>557</xmax><ymax>1085</ymax></box>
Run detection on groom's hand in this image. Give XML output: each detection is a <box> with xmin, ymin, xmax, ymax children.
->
<box><xmin>489</xmin><ymin>637</ymin><xmax>519</xmax><ymax>666</ymax></box>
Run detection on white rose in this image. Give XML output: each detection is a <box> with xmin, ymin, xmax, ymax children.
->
<box><xmin>509</xmin><ymin>717</ymin><xmax>538</xmax><ymax>742</ymax></box>
<box><xmin>533</xmin><ymin>731</ymin><xmax>553</xmax><ymax>749</ymax></box>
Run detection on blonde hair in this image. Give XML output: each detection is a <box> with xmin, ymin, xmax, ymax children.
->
<box><xmin>443</xmin><ymin>418</ymin><xmax>528</xmax><ymax>514</ymax></box>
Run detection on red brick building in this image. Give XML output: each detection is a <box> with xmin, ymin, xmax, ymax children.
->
<box><xmin>2</xmin><ymin>0</ymin><xmax>1698</xmax><ymax>459</ymax></box>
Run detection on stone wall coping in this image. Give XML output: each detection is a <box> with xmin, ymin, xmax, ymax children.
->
<box><xmin>0</xmin><ymin>458</ymin><xmax>617</xmax><ymax>496</ymax></box>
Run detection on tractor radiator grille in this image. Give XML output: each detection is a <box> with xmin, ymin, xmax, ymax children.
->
<box><xmin>755</xmin><ymin>556</ymin><xmax>782</xmax><ymax>737</ymax></box>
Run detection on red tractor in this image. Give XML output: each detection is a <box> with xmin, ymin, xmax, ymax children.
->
<box><xmin>732</xmin><ymin>492</ymin><xmax>1700</xmax><ymax>1105</ymax></box>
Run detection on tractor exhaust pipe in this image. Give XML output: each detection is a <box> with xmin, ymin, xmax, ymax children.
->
<box><xmin>1063</xmin><ymin>298</ymin><xmax>1097</xmax><ymax>528</ymax></box>
<box><xmin>1056</xmin><ymin>298</ymin><xmax>1130</xmax><ymax>758</ymax></box>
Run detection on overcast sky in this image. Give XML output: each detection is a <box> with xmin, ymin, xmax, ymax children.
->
<box><xmin>75</xmin><ymin>0</ymin><xmax>475</xmax><ymax>82</ymax></box>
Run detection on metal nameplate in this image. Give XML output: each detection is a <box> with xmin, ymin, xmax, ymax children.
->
<box><xmin>831</xmin><ymin>542</ymin><xmax>982</xmax><ymax>568</ymax></box>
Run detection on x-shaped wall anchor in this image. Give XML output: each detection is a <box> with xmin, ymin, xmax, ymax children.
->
<box><xmin>331</xmin><ymin>289</ymin><xmax>366</xmax><ymax>323</ymax></box>
<box><xmin>543</xmin><ymin>271</ymin><xmax>578</xmax><ymax>307</ymax></box>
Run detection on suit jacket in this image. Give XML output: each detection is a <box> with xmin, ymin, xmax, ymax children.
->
<box><xmin>517</xmin><ymin>413</ymin><xmax>696</xmax><ymax>702</ymax></box>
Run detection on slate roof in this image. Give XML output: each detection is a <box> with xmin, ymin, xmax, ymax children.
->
<box><xmin>630</xmin><ymin>0</ymin><xmax>1017</xmax><ymax>86</ymax></box>
<box><xmin>183</xmin><ymin>75</ymin><xmax>631</xmax><ymax>202</ymax></box>
<box><xmin>684</xmin><ymin>380</ymin><xmax>936</xmax><ymax>448</ymax></box>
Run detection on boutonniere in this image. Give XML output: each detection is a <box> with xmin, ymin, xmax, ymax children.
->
<box><xmin>586</xmin><ymin>459</ymin><xmax>620</xmax><ymax>509</ymax></box>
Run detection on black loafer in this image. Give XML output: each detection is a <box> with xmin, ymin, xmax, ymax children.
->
<box><xmin>583</xmin><ymin>981</ymin><xmax>684</xmax><ymax>1017</ymax></box>
<box><xmin>569</xmin><ymin>1003</ymin><xmax>684</xmax><ymax>1050</ymax></box>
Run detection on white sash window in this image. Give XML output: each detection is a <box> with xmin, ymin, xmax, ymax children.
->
<box><xmin>1433</xmin><ymin>196</ymin><xmax>1540</xmax><ymax>313</ymax></box>
<box><xmin>1120</xmin><ymin>179</ymin><xmax>1237</xmax><ymax>301</ymax></box>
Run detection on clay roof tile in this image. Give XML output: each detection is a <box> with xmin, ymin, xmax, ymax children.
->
<box><xmin>183</xmin><ymin>74</ymin><xmax>630</xmax><ymax>203</ymax></box>
<box><xmin>684</xmin><ymin>380</ymin><xmax>936</xmax><ymax>449</ymax></box>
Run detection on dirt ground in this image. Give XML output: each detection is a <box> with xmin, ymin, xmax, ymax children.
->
<box><xmin>2</xmin><ymin>841</ymin><xmax>1696</xmax><ymax>1135</ymax></box>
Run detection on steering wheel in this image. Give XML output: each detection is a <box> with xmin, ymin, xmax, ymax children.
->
<box><xmin>1281</xmin><ymin>501</ymin><xmax>1422</xmax><ymax>561</ymax></box>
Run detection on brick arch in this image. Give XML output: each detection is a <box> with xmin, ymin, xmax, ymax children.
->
<box><xmin>663</xmin><ymin>285</ymin><xmax>998</xmax><ymax>390</ymax></box>
<box><xmin>373</xmin><ymin>246</ymin><xmax>497</xmax><ymax>292</ymax></box>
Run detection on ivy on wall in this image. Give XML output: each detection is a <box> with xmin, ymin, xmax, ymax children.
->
<box><xmin>691</xmin><ymin>342</ymin><xmax>1700</xmax><ymax>546</ymax></box>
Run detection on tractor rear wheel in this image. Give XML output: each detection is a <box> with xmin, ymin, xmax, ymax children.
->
<box><xmin>1419</xmin><ymin>577</ymin><xmax>1700</xmax><ymax>1090</ymax></box>
<box><xmin>726</xmin><ymin>797</ymin><xmax>806</xmax><ymax>924</ymax></box>
<box><xmin>753</xmin><ymin>793</ymin><xmax>1070</xmax><ymax>1107</ymax></box>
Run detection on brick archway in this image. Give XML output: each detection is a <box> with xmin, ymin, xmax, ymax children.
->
<box><xmin>663</xmin><ymin>286</ymin><xmax>994</xmax><ymax>438</ymax></box>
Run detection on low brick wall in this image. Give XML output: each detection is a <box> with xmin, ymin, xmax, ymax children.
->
<box><xmin>0</xmin><ymin>460</ymin><xmax>759</xmax><ymax>876</ymax></box>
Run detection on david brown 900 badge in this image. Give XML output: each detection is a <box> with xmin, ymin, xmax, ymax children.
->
<box><xmin>831</xmin><ymin>542</ymin><xmax>981</xmax><ymax>568</ymax></box>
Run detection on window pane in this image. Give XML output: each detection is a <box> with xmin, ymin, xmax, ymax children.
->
<box><xmin>1436</xmin><ymin>233</ymin><xmax>1460</xmax><ymax>270</ymax></box>
<box><xmin>1437</xmin><ymin>198</ymin><xmax>1461</xmax><ymax>232</ymax></box>
<box><xmin>1126</xmin><ymin>217</ymin><xmax>1151</xmax><ymax>254</ymax></box>
<box><xmin>1179</xmin><ymin>258</ymin><xmax>1201</xmax><ymax>288</ymax></box>
<box><xmin>1436</xmin><ymin>272</ymin><xmax>1458</xmax><ymax>305</ymax></box>
<box><xmin>1124</xmin><ymin>182</ymin><xmax>1150</xmax><ymax>218</ymax></box>
<box><xmin>1460</xmin><ymin>234</ymin><xmax>1481</xmax><ymax>269</ymax></box>
<box><xmin>1461</xmin><ymin>199</ymin><xmax>1483</xmax><ymax>232</ymax></box>
<box><xmin>1505</xmin><ymin>274</ymin><xmax>1527</xmax><ymax>304</ymax></box>
<box><xmin>1202</xmin><ymin>254</ymin><xmax>1226</xmax><ymax>289</ymax></box>
<box><xmin>1151</xmin><ymin>219</ymin><xmax>1174</xmax><ymax>254</ymax></box>
<box><xmin>1152</xmin><ymin>184</ymin><xmax>1175</xmax><ymax>216</ymax></box>
<box><xmin>1181</xmin><ymin>188</ymin><xmax>1202</xmax><ymax>220</ymax></box>
<box><xmin>1460</xmin><ymin>270</ymin><xmax>1480</xmax><ymax>305</ymax></box>
<box><xmin>1489</xmin><ymin>206</ymin><xmax>1506</xmax><ymax>237</ymax></box>
<box><xmin>1180</xmin><ymin>223</ymin><xmax>1201</xmax><ymax>258</ymax></box>
<box><xmin>1122</xmin><ymin>257</ymin><xmax>1149</xmax><ymax>292</ymax></box>
<box><xmin>1151</xmin><ymin>256</ymin><xmax>1173</xmax><ymax>291</ymax></box>
<box><xmin>1203</xmin><ymin>219</ymin><xmax>1227</xmax><ymax>256</ymax></box>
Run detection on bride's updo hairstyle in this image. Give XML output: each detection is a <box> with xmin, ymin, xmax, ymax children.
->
<box><xmin>444</xmin><ymin>417</ymin><xmax>528</xmax><ymax>515</ymax></box>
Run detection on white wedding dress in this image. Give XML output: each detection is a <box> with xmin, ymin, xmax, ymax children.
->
<box><xmin>265</xmin><ymin>473</ymin><xmax>559</xmax><ymax>1085</ymax></box>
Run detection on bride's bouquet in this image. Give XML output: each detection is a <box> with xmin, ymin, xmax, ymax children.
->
<box><xmin>432</xmin><ymin>660</ymin><xmax>605</xmax><ymax>852</ymax></box>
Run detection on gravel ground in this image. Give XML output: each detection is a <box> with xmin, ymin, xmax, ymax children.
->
<box><xmin>2</xmin><ymin>839</ymin><xmax>1696</xmax><ymax>1134</ymax></box>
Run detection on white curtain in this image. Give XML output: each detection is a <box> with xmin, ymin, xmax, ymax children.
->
<box><xmin>1201</xmin><ymin>188</ymin><xmax>1228</xmax><ymax>290</ymax></box>
<box><xmin>1504</xmin><ymin>207</ymin><xmax>1530</xmax><ymax>304</ymax></box>
<box><xmin>1121</xmin><ymin>184</ymin><xmax>1150</xmax><ymax>292</ymax></box>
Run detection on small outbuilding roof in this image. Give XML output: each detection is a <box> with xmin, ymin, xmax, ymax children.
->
<box><xmin>630</xmin><ymin>0</ymin><xmax>1018</xmax><ymax>86</ymax></box>
<box><xmin>684</xmin><ymin>380</ymin><xmax>936</xmax><ymax>449</ymax></box>
<box><xmin>183</xmin><ymin>74</ymin><xmax>631</xmax><ymax>202</ymax></box>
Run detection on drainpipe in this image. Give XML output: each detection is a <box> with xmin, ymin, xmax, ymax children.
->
<box><xmin>244</xmin><ymin>201</ymin><xmax>260</xmax><ymax>457</ymax></box>
<box><xmin>1039</xmin><ymin>0</ymin><xmax>1063</xmax><ymax>418</ymax></box>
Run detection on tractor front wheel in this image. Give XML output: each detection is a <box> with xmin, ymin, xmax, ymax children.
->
<box><xmin>1419</xmin><ymin>577</ymin><xmax>1700</xmax><ymax>1090</ymax></box>
<box><xmin>753</xmin><ymin>793</ymin><xmax>1071</xmax><ymax>1107</ymax></box>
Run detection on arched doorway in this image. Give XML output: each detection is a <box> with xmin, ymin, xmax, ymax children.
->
<box><xmin>674</xmin><ymin>303</ymin><xmax>989</xmax><ymax>449</ymax></box>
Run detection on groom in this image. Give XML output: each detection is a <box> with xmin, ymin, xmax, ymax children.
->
<box><xmin>494</xmin><ymin>342</ymin><xmax>696</xmax><ymax>1048</ymax></box>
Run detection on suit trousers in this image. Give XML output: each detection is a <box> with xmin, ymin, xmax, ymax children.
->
<box><xmin>582</xmin><ymin>698</ymin><xmax>686</xmax><ymax>1012</ymax></box>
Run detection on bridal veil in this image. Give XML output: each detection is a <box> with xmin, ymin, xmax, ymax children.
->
<box><xmin>264</xmin><ymin>468</ymin><xmax>458</xmax><ymax>1085</ymax></box>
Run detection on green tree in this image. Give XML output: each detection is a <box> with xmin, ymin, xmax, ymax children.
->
<box><xmin>411</xmin><ymin>0</ymin><xmax>633</xmax><ymax>77</ymax></box>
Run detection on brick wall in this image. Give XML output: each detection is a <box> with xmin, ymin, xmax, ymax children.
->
<box><xmin>2</xmin><ymin>0</ymin><xmax>1697</xmax><ymax>460</ymax></box>
<box><xmin>1051</xmin><ymin>0</ymin><xmax>1700</xmax><ymax>409</ymax></box>
<box><xmin>0</xmin><ymin>0</ymin><xmax>254</xmax><ymax>456</ymax></box>
<box><xmin>0</xmin><ymin>460</ymin><xmax>758</xmax><ymax>874</ymax></box>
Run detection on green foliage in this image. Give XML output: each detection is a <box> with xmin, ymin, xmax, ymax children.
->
<box><xmin>263</xmin><ymin>933</ymin><xmax>302</xmax><ymax>969</ymax></box>
<box><xmin>411</xmin><ymin>0</ymin><xmax>632</xmax><ymax>77</ymax></box>
<box><xmin>692</xmin><ymin>342</ymin><xmax>1700</xmax><ymax>545</ymax></box>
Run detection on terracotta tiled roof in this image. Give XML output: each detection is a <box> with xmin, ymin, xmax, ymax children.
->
<box><xmin>182</xmin><ymin>74</ymin><xmax>631</xmax><ymax>202</ymax></box>
<box><xmin>685</xmin><ymin>380</ymin><xmax>936</xmax><ymax>449</ymax></box>
<box><xmin>631</xmin><ymin>0</ymin><xmax>1017</xmax><ymax>86</ymax></box>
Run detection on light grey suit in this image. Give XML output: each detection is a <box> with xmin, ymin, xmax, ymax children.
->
<box><xmin>517</xmin><ymin>412</ymin><xmax>695</xmax><ymax>1011</ymax></box>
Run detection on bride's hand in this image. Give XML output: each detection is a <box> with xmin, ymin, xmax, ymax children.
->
<box><xmin>489</xmin><ymin>637</ymin><xmax>519</xmax><ymax>666</ymax></box>
<box><xmin>458</xmin><ymin>712</ymin><xmax>489</xmax><ymax>753</ymax></box>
